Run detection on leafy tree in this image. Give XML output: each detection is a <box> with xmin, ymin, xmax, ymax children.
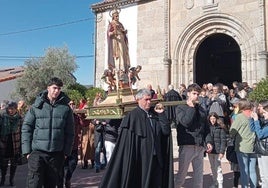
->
<box><xmin>13</xmin><ymin>46</ymin><xmax>78</xmax><ymax>104</ymax></box>
<box><xmin>85</xmin><ymin>87</ymin><xmax>105</xmax><ymax>106</ymax></box>
<box><xmin>65</xmin><ymin>89</ymin><xmax>84</xmax><ymax>107</ymax></box>
<box><xmin>68</xmin><ymin>83</ymin><xmax>88</xmax><ymax>96</ymax></box>
<box><xmin>249</xmin><ymin>76</ymin><xmax>268</xmax><ymax>102</ymax></box>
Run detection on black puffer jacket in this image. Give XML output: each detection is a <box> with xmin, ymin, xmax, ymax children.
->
<box><xmin>104</xmin><ymin>119</ymin><xmax>121</xmax><ymax>143</ymax></box>
<box><xmin>209</xmin><ymin>124</ymin><xmax>227</xmax><ymax>154</ymax></box>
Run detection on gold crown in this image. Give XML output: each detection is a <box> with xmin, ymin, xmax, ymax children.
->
<box><xmin>109</xmin><ymin>8</ymin><xmax>121</xmax><ymax>17</ymax></box>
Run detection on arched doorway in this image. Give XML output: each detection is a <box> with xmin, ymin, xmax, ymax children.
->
<box><xmin>195</xmin><ymin>33</ymin><xmax>241</xmax><ymax>88</ymax></box>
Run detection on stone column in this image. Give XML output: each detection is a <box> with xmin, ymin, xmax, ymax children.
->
<box><xmin>258</xmin><ymin>51</ymin><xmax>268</xmax><ymax>79</ymax></box>
<box><xmin>163</xmin><ymin>0</ymin><xmax>171</xmax><ymax>88</ymax></box>
<box><xmin>163</xmin><ymin>58</ymin><xmax>171</xmax><ymax>86</ymax></box>
<box><xmin>258</xmin><ymin>0</ymin><xmax>268</xmax><ymax>80</ymax></box>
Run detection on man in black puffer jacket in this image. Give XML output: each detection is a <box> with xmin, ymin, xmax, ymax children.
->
<box><xmin>21</xmin><ymin>77</ymin><xmax>74</xmax><ymax>188</ymax></box>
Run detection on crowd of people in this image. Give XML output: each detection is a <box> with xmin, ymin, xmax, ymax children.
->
<box><xmin>0</xmin><ymin>77</ymin><xmax>267</xmax><ymax>188</ymax></box>
<box><xmin>0</xmin><ymin>77</ymin><xmax>122</xmax><ymax>188</ymax></box>
<box><xmin>162</xmin><ymin>81</ymin><xmax>266</xmax><ymax>188</ymax></box>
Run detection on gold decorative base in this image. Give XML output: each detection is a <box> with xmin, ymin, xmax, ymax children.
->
<box><xmin>86</xmin><ymin>87</ymin><xmax>138</xmax><ymax>119</ymax></box>
<box><xmin>85</xmin><ymin>87</ymin><xmax>186</xmax><ymax>119</ymax></box>
<box><xmin>99</xmin><ymin>88</ymin><xmax>137</xmax><ymax>106</ymax></box>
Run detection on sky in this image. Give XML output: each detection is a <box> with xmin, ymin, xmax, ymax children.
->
<box><xmin>0</xmin><ymin>0</ymin><xmax>101</xmax><ymax>86</ymax></box>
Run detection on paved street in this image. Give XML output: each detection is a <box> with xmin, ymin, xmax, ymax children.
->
<box><xmin>7</xmin><ymin>129</ymin><xmax>239</xmax><ymax>188</ymax></box>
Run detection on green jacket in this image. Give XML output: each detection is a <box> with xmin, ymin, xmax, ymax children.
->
<box><xmin>21</xmin><ymin>90</ymin><xmax>74</xmax><ymax>156</ymax></box>
<box><xmin>230</xmin><ymin>113</ymin><xmax>255</xmax><ymax>153</ymax></box>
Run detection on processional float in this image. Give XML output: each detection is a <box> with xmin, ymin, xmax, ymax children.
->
<box><xmin>84</xmin><ymin>8</ymin><xmax>183</xmax><ymax>119</ymax></box>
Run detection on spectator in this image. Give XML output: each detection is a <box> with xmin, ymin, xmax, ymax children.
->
<box><xmin>99</xmin><ymin>88</ymin><xmax>173</xmax><ymax>187</ymax></box>
<box><xmin>93</xmin><ymin>119</ymin><xmax>107</xmax><ymax>173</ymax></box>
<box><xmin>58</xmin><ymin>100</ymin><xmax>82</xmax><ymax>188</ymax></box>
<box><xmin>175</xmin><ymin>83</ymin><xmax>212</xmax><ymax>188</ymax></box>
<box><xmin>179</xmin><ymin>84</ymin><xmax>187</xmax><ymax>100</ymax></box>
<box><xmin>228</xmin><ymin>98</ymin><xmax>241</xmax><ymax>188</ymax></box>
<box><xmin>199</xmin><ymin>88</ymin><xmax>209</xmax><ymax>113</ymax></box>
<box><xmin>229</xmin><ymin>99</ymin><xmax>257</xmax><ymax>188</ymax></box>
<box><xmin>17</xmin><ymin>100</ymin><xmax>27</xmax><ymax>118</ymax></box>
<box><xmin>242</xmin><ymin>82</ymin><xmax>253</xmax><ymax>95</ymax></box>
<box><xmin>80</xmin><ymin>93</ymin><xmax>103</xmax><ymax>170</ymax></box>
<box><xmin>21</xmin><ymin>77</ymin><xmax>74</xmax><ymax>188</ymax></box>
<box><xmin>207</xmin><ymin>84</ymin><xmax>227</xmax><ymax>121</ymax></box>
<box><xmin>207</xmin><ymin>83</ymin><xmax>214</xmax><ymax>95</ymax></box>
<box><xmin>237</xmin><ymin>83</ymin><xmax>247</xmax><ymax>99</ymax></box>
<box><xmin>228</xmin><ymin>90</ymin><xmax>240</xmax><ymax>109</ymax></box>
<box><xmin>232</xmin><ymin>81</ymin><xmax>239</xmax><ymax>94</ymax></box>
<box><xmin>78</xmin><ymin>98</ymin><xmax>87</xmax><ymax>110</ymax></box>
<box><xmin>147</xmin><ymin>84</ymin><xmax>157</xmax><ymax>99</ymax></box>
<box><xmin>80</xmin><ymin>119</ymin><xmax>95</xmax><ymax>169</ymax></box>
<box><xmin>250</xmin><ymin>100</ymin><xmax>268</xmax><ymax>188</ymax></box>
<box><xmin>164</xmin><ymin>84</ymin><xmax>182</xmax><ymax>127</ymax></box>
<box><xmin>202</xmin><ymin>83</ymin><xmax>208</xmax><ymax>91</ymax></box>
<box><xmin>0</xmin><ymin>100</ymin><xmax>9</xmax><ymax>110</ymax></box>
<box><xmin>207</xmin><ymin>112</ymin><xmax>227</xmax><ymax>188</ymax></box>
<box><xmin>104</xmin><ymin>119</ymin><xmax>121</xmax><ymax>162</ymax></box>
<box><xmin>0</xmin><ymin>102</ymin><xmax>22</xmax><ymax>186</ymax></box>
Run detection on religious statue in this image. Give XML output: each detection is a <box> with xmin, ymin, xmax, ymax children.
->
<box><xmin>128</xmin><ymin>65</ymin><xmax>142</xmax><ymax>86</ymax></box>
<box><xmin>106</xmin><ymin>8</ymin><xmax>131</xmax><ymax>90</ymax></box>
<box><xmin>107</xmin><ymin>8</ymin><xmax>130</xmax><ymax>74</ymax></box>
<box><xmin>101</xmin><ymin>69</ymin><xmax>117</xmax><ymax>90</ymax></box>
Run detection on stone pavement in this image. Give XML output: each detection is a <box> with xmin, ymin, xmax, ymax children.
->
<box><xmin>9</xmin><ymin>128</ymin><xmax>239</xmax><ymax>188</ymax></box>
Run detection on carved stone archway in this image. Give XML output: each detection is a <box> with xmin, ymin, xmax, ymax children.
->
<box><xmin>173</xmin><ymin>13</ymin><xmax>259</xmax><ymax>87</ymax></box>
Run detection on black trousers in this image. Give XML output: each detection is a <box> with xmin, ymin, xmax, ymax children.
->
<box><xmin>26</xmin><ymin>150</ymin><xmax>64</xmax><ymax>188</ymax></box>
<box><xmin>57</xmin><ymin>150</ymin><xmax>78</xmax><ymax>188</ymax></box>
<box><xmin>0</xmin><ymin>157</ymin><xmax>17</xmax><ymax>178</ymax></box>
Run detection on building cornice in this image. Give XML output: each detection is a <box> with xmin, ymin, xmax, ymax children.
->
<box><xmin>91</xmin><ymin>0</ymin><xmax>151</xmax><ymax>13</ymax></box>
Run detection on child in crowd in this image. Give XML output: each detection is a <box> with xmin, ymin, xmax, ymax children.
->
<box><xmin>207</xmin><ymin>112</ymin><xmax>227</xmax><ymax>188</ymax></box>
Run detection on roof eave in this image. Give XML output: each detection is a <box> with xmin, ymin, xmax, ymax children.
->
<box><xmin>91</xmin><ymin>0</ymin><xmax>149</xmax><ymax>14</ymax></box>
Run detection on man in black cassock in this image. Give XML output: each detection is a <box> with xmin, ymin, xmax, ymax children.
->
<box><xmin>164</xmin><ymin>84</ymin><xmax>182</xmax><ymax>127</ymax></box>
<box><xmin>99</xmin><ymin>88</ymin><xmax>174</xmax><ymax>188</ymax></box>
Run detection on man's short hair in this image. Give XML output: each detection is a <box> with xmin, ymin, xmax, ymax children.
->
<box><xmin>47</xmin><ymin>77</ymin><xmax>63</xmax><ymax>87</ymax></box>
<box><xmin>187</xmin><ymin>83</ymin><xmax>201</xmax><ymax>93</ymax></box>
<box><xmin>136</xmin><ymin>88</ymin><xmax>151</xmax><ymax>100</ymax></box>
<box><xmin>168</xmin><ymin>84</ymin><xmax>174</xmax><ymax>90</ymax></box>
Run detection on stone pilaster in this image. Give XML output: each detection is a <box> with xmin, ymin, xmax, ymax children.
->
<box><xmin>258</xmin><ymin>51</ymin><xmax>268</xmax><ymax>79</ymax></box>
<box><xmin>163</xmin><ymin>0</ymin><xmax>171</xmax><ymax>88</ymax></box>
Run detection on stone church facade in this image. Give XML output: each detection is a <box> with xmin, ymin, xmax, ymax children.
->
<box><xmin>91</xmin><ymin>0</ymin><xmax>268</xmax><ymax>91</ymax></box>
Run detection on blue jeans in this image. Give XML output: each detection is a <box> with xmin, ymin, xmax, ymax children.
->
<box><xmin>94</xmin><ymin>141</ymin><xmax>107</xmax><ymax>170</ymax></box>
<box><xmin>236</xmin><ymin>152</ymin><xmax>257</xmax><ymax>188</ymax></box>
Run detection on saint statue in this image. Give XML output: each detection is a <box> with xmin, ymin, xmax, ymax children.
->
<box><xmin>107</xmin><ymin>9</ymin><xmax>131</xmax><ymax>81</ymax></box>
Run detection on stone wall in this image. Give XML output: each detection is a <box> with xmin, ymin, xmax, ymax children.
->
<box><xmin>92</xmin><ymin>0</ymin><xmax>268</xmax><ymax>91</ymax></box>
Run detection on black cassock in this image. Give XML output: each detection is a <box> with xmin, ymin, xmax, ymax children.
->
<box><xmin>99</xmin><ymin>106</ymin><xmax>174</xmax><ymax>188</ymax></box>
<box><xmin>164</xmin><ymin>89</ymin><xmax>182</xmax><ymax>123</ymax></box>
